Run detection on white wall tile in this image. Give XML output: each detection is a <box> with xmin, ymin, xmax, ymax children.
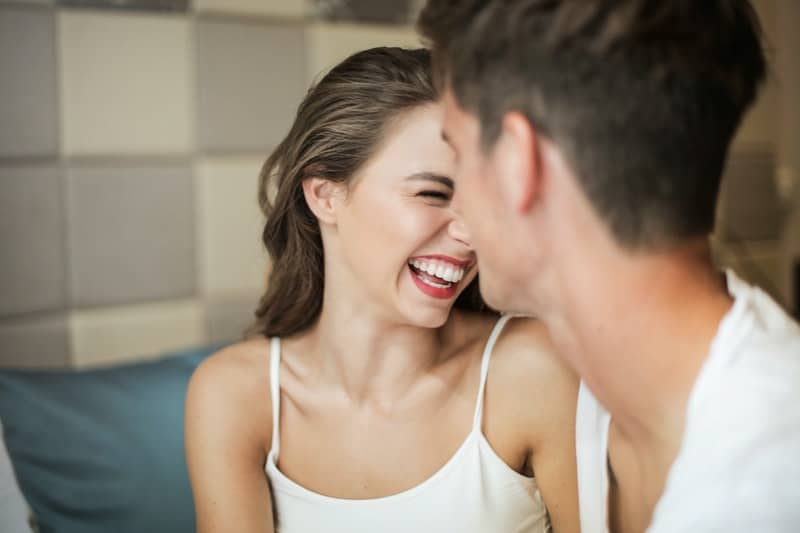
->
<box><xmin>306</xmin><ymin>22</ymin><xmax>420</xmax><ymax>82</ymax></box>
<box><xmin>58</xmin><ymin>9</ymin><xmax>193</xmax><ymax>155</ymax></box>
<box><xmin>195</xmin><ymin>156</ymin><xmax>269</xmax><ymax>295</ymax></box>
<box><xmin>69</xmin><ymin>299</ymin><xmax>206</xmax><ymax>368</ymax></box>
<box><xmin>194</xmin><ymin>0</ymin><xmax>308</xmax><ymax>18</ymax></box>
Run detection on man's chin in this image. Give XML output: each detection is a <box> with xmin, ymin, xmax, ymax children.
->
<box><xmin>478</xmin><ymin>276</ymin><xmax>513</xmax><ymax>313</ymax></box>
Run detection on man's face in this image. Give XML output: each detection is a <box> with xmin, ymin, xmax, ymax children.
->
<box><xmin>441</xmin><ymin>88</ymin><xmax>533</xmax><ymax>312</ymax></box>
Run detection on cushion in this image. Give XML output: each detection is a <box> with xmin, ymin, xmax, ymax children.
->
<box><xmin>0</xmin><ymin>345</ymin><xmax>222</xmax><ymax>533</ymax></box>
<box><xmin>0</xmin><ymin>419</ymin><xmax>35</xmax><ymax>532</ymax></box>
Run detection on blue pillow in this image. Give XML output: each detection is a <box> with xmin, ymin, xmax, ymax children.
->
<box><xmin>0</xmin><ymin>345</ymin><xmax>222</xmax><ymax>533</ymax></box>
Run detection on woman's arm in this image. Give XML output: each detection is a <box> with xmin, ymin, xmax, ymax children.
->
<box><xmin>524</xmin><ymin>342</ymin><xmax>580</xmax><ymax>533</ymax></box>
<box><xmin>493</xmin><ymin>318</ymin><xmax>581</xmax><ymax>533</ymax></box>
<box><xmin>185</xmin><ymin>346</ymin><xmax>274</xmax><ymax>533</ymax></box>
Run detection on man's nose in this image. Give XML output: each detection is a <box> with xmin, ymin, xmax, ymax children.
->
<box><xmin>448</xmin><ymin>213</ymin><xmax>472</xmax><ymax>248</ymax></box>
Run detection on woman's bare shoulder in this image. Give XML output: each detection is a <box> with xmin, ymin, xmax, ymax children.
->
<box><xmin>488</xmin><ymin>316</ymin><xmax>579</xmax><ymax>426</ymax></box>
<box><xmin>192</xmin><ymin>337</ymin><xmax>273</xmax><ymax>392</ymax></box>
<box><xmin>186</xmin><ymin>338</ymin><xmax>274</xmax><ymax>446</ymax></box>
<box><xmin>493</xmin><ymin>316</ymin><xmax>572</xmax><ymax>381</ymax></box>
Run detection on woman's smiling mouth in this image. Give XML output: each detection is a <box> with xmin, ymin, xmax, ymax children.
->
<box><xmin>407</xmin><ymin>255</ymin><xmax>472</xmax><ymax>299</ymax></box>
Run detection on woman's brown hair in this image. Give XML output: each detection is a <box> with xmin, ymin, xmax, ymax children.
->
<box><xmin>249</xmin><ymin>47</ymin><xmax>488</xmax><ymax>339</ymax></box>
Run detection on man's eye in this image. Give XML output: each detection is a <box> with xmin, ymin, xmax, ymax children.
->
<box><xmin>418</xmin><ymin>190</ymin><xmax>451</xmax><ymax>200</ymax></box>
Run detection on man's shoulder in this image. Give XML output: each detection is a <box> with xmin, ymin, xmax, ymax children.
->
<box><xmin>653</xmin><ymin>310</ymin><xmax>800</xmax><ymax>532</ymax></box>
<box><xmin>700</xmin><ymin>284</ymin><xmax>800</xmax><ymax>419</ymax></box>
<box><xmin>685</xmin><ymin>316</ymin><xmax>800</xmax><ymax>460</ymax></box>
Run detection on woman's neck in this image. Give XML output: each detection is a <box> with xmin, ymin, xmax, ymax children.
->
<box><xmin>291</xmin><ymin>299</ymin><xmax>452</xmax><ymax>408</ymax></box>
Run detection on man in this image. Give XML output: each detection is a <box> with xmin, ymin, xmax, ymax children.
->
<box><xmin>418</xmin><ymin>1</ymin><xmax>800</xmax><ymax>532</ymax></box>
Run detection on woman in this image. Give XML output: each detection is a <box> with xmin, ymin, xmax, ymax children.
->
<box><xmin>185</xmin><ymin>47</ymin><xmax>579</xmax><ymax>533</ymax></box>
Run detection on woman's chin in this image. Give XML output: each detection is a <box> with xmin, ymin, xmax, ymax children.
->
<box><xmin>400</xmin><ymin>306</ymin><xmax>451</xmax><ymax>329</ymax></box>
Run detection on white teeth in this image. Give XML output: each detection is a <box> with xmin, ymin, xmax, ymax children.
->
<box><xmin>443</xmin><ymin>267</ymin><xmax>454</xmax><ymax>282</ymax></box>
<box><xmin>409</xmin><ymin>258</ymin><xmax>467</xmax><ymax>283</ymax></box>
<box><xmin>419</xmin><ymin>276</ymin><xmax>450</xmax><ymax>288</ymax></box>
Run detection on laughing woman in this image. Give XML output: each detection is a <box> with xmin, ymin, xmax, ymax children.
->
<box><xmin>185</xmin><ymin>47</ymin><xmax>579</xmax><ymax>533</ymax></box>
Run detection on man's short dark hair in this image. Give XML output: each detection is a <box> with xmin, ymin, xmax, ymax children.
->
<box><xmin>418</xmin><ymin>0</ymin><xmax>767</xmax><ymax>249</ymax></box>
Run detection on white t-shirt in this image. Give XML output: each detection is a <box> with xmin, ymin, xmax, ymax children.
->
<box><xmin>576</xmin><ymin>270</ymin><xmax>800</xmax><ymax>532</ymax></box>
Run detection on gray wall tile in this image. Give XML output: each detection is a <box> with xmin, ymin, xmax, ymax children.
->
<box><xmin>66</xmin><ymin>162</ymin><xmax>196</xmax><ymax>307</ymax></box>
<box><xmin>718</xmin><ymin>151</ymin><xmax>784</xmax><ymax>241</ymax></box>
<box><xmin>0</xmin><ymin>165</ymin><xmax>66</xmax><ymax>317</ymax></box>
<box><xmin>205</xmin><ymin>293</ymin><xmax>258</xmax><ymax>344</ymax></box>
<box><xmin>0</xmin><ymin>6</ymin><xmax>58</xmax><ymax>158</ymax></box>
<box><xmin>196</xmin><ymin>18</ymin><xmax>307</xmax><ymax>153</ymax></box>
<box><xmin>58</xmin><ymin>0</ymin><xmax>187</xmax><ymax>11</ymax></box>
<box><xmin>312</xmin><ymin>0</ymin><xmax>413</xmax><ymax>24</ymax></box>
<box><xmin>0</xmin><ymin>1</ymin><xmax>53</xmax><ymax>8</ymax></box>
<box><xmin>0</xmin><ymin>313</ymin><xmax>69</xmax><ymax>369</ymax></box>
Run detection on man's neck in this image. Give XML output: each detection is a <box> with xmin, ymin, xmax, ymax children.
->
<box><xmin>548</xmin><ymin>244</ymin><xmax>733</xmax><ymax>447</ymax></box>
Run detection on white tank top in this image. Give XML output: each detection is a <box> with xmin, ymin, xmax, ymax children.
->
<box><xmin>265</xmin><ymin>315</ymin><xmax>552</xmax><ymax>533</ymax></box>
<box><xmin>575</xmin><ymin>381</ymin><xmax>611</xmax><ymax>533</ymax></box>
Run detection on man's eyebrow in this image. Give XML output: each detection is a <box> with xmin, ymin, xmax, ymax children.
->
<box><xmin>405</xmin><ymin>172</ymin><xmax>454</xmax><ymax>188</ymax></box>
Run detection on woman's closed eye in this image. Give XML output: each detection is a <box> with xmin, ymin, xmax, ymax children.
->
<box><xmin>417</xmin><ymin>190</ymin><xmax>451</xmax><ymax>201</ymax></box>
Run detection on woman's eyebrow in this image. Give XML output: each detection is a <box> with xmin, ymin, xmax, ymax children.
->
<box><xmin>405</xmin><ymin>172</ymin><xmax>454</xmax><ymax>188</ymax></box>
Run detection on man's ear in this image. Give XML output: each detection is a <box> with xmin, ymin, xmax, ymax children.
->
<box><xmin>302</xmin><ymin>177</ymin><xmax>345</xmax><ymax>225</ymax></box>
<box><xmin>493</xmin><ymin>111</ymin><xmax>541</xmax><ymax>215</ymax></box>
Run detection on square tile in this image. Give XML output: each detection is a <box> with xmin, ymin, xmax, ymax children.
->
<box><xmin>193</xmin><ymin>0</ymin><xmax>308</xmax><ymax>18</ymax></box>
<box><xmin>58</xmin><ymin>9</ymin><xmax>193</xmax><ymax>155</ymax></box>
<box><xmin>0</xmin><ymin>164</ymin><xmax>66</xmax><ymax>317</ymax></box>
<box><xmin>58</xmin><ymin>0</ymin><xmax>187</xmax><ymax>11</ymax></box>
<box><xmin>712</xmin><ymin>238</ymin><xmax>786</xmax><ymax>302</ymax></box>
<box><xmin>306</xmin><ymin>21</ymin><xmax>420</xmax><ymax>82</ymax></box>
<box><xmin>69</xmin><ymin>299</ymin><xmax>206</xmax><ymax>367</ymax></box>
<box><xmin>311</xmin><ymin>0</ymin><xmax>413</xmax><ymax>24</ymax></box>
<box><xmin>195</xmin><ymin>156</ymin><xmax>269</xmax><ymax>294</ymax></box>
<box><xmin>0</xmin><ymin>1</ymin><xmax>53</xmax><ymax>7</ymax></box>
<box><xmin>718</xmin><ymin>150</ymin><xmax>784</xmax><ymax>241</ymax></box>
<box><xmin>0</xmin><ymin>314</ymin><xmax>70</xmax><ymax>369</ymax></box>
<box><xmin>0</xmin><ymin>6</ymin><xmax>58</xmax><ymax>157</ymax></box>
<box><xmin>732</xmin><ymin>0</ymin><xmax>777</xmax><ymax>150</ymax></box>
<box><xmin>204</xmin><ymin>292</ymin><xmax>259</xmax><ymax>344</ymax></box>
<box><xmin>196</xmin><ymin>18</ymin><xmax>307</xmax><ymax>152</ymax></box>
<box><xmin>66</xmin><ymin>162</ymin><xmax>196</xmax><ymax>307</ymax></box>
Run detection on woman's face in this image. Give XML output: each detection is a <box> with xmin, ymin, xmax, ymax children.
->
<box><xmin>331</xmin><ymin>103</ymin><xmax>478</xmax><ymax>328</ymax></box>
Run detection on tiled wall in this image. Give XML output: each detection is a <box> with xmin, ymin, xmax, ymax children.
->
<box><xmin>0</xmin><ymin>0</ymin><xmax>421</xmax><ymax>368</ymax></box>
<box><xmin>0</xmin><ymin>0</ymin><xmax>797</xmax><ymax>369</ymax></box>
<box><xmin>713</xmin><ymin>0</ymin><xmax>800</xmax><ymax>313</ymax></box>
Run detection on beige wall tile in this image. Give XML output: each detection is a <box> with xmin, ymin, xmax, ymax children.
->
<box><xmin>69</xmin><ymin>300</ymin><xmax>206</xmax><ymax>368</ymax></box>
<box><xmin>306</xmin><ymin>22</ymin><xmax>420</xmax><ymax>83</ymax></box>
<box><xmin>195</xmin><ymin>156</ymin><xmax>269</xmax><ymax>295</ymax></box>
<box><xmin>58</xmin><ymin>9</ymin><xmax>193</xmax><ymax>156</ymax></box>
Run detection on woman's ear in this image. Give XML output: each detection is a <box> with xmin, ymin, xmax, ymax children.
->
<box><xmin>302</xmin><ymin>177</ymin><xmax>345</xmax><ymax>225</ymax></box>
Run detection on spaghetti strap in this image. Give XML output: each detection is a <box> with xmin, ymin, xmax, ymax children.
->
<box><xmin>472</xmin><ymin>314</ymin><xmax>514</xmax><ymax>431</ymax></box>
<box><xmin>269</xmin><ymin>337</ymin><xmax>281</xmax><ymax>459</ymax></box>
